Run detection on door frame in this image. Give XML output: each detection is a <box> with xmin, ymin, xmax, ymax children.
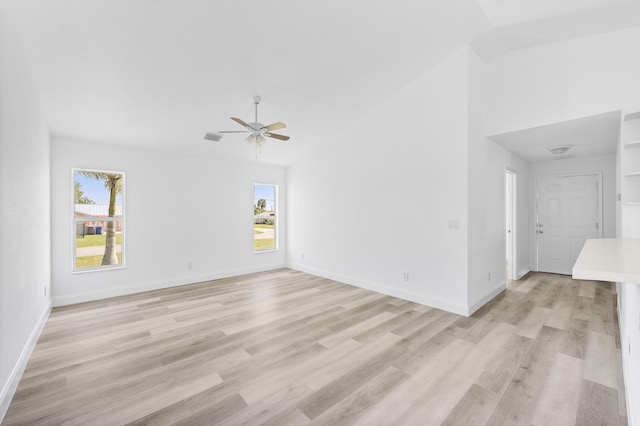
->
<box><xmin>534</xmin><ymin>171</ymin><xmax>603</xmax><ymax>272</ymax></box>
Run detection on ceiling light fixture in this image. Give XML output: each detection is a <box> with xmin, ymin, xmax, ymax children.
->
<box><xmin>207</xmin><ymin>96</ymin><xmax>289</xmax><ymax>159</ymax></box>
<box><xmin>547</xmin><ymin>144</ymin><xmax>573</xmax><ymax>155</ymax></box>
<box><xmin>246</xmin><ymin>134</ymin><xmax>266</xmax><ymax>146</ymax></box>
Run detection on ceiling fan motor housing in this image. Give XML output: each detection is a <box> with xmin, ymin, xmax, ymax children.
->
<box><xmin>248</xmin><ymin>122</ymin><xmax>266</xmax><ymax>135</ymax></box>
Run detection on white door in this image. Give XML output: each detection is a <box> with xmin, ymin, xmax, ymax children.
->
<box><xmin>536</xmin><ymin>174</ymin><xmax>601</xmax><ymax>275</ymax></box>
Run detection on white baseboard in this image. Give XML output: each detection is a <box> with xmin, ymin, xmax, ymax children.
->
<box><xmin>621</xmin><ymin>337</ymin><xmax>638</xmax><ymax>426</ymax></box>
<box><xmin>0</xmin><ymin>301</ymin><xmax>51</xmax><ymax>422</ymax></box>
<box><xmin>467</xmin><ymin>282</ymin><xmax>506</xmax><ymax>316</ymax></box>
<box><xmin>52</xmin><ymin>264</ymin><xmax>286</xmax><ymax>306</ymax></box>
<box><xmin>287</xmin><ymin>262</ymin><xmax>470</xmax><ymax>316</ymax></box>
<box><xmin>516</xmin><ymin>269</ymin><xmax>530</xmax><ymax>280</ymax></box>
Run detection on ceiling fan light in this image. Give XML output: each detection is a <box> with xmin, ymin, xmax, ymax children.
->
<box><xmin>245</xmin><ymin>135</ymin><xmax>256</xmax><ymax>144</ymax></box>
<box><xmin>256</xmin><ymin>135</ymin><xmax>266</xmax><ymax>145</ymax></box>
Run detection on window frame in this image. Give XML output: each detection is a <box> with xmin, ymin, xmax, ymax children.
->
<box><xmin>253</xmin><ymin>183</ymin><xmax>278</xmax><ymax>253</ymax></box>
<box><xmin>72</xmin><ymin>168</ymin><xmax>126</xmax><ymax>273</ymax></box>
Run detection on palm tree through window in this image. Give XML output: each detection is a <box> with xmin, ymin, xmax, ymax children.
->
<box><xmin>73</xmin><ymin>169</ymin><xmax>125</xmax><ymax>272</ymax></box>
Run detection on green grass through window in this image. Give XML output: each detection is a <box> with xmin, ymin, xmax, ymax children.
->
<box><xmin>76</xmin><ymin>253</ymin><xmax>123</xmax><ymax>269</ymax></box>
<box><xmin>76</xmin><ymin>233</ymin><xmax>122</xmax><ymax>248</ymax></box>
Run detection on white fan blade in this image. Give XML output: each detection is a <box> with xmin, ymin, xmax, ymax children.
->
<box><xmin>231</xmin><ymin>117</ymin><xmax>252</xmax><ymax>129</ymax></box>
<box><xmin>264</xmin><ymin>122</ymin><xmax>286</xmax><ymax>131</ymax></box>
<box><xmin>266</xmin><ymin>132</ymin><xmax>290</xmax><ymax>141</ymax></box>
<box><xmin>204</xmin><ymin>132</ymin><xmax>223</xmax><ymax>142</ymax></box>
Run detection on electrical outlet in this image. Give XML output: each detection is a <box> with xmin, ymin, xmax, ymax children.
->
<box><xmin>403</xmin><ymin>272</ymin><xmax>409</xmax><ymax>282</ymax></box>
<box><xmin>187</xmin><ymin>261</ymin><xmax>193</xmax><ymax>270</ymax></box>
<box><xmin>301</xmin><ymin>253</ymin><xmax>305</xmax><ymax>260</ymax></box>
<box><xmin>488</xmin><ymin>272</ymin><xmax>491</xmax><ymax>281</ymax></box>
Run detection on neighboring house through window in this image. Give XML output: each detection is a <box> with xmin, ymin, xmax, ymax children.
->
<box><xmin>73</xmin><ymin>169</ymin><xmax>125</xmax><ymax>272</ymax></box>
<box><xmin>254</xmin><ymin>184</ymin><xmax>277</xmax><ymax>252</ymax></box>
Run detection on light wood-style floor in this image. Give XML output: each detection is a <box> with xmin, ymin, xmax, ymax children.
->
<box><xmin>3</xmin><ymin>269</ymin><xmax>627</xmax><ymax>425</ymax></box>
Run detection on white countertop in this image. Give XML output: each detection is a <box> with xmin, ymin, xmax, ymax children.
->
<box><xmin>572</xmin><ymin>238</ymin><xmax>640</xmax><ymax>284</ymax></box>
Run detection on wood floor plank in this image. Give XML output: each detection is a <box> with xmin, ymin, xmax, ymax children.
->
<box><xmin>510</xmin><ymin>273</ymin><xmax>538</xmax><ymax>294</ymax></box>
<box><xmin>2</xmin><ymin>270</ymin><xmax>627</xmax><ymax>425</ymax></box>
<box><xmin>223</xmin><ymin>384</ymin><xmax>313</xmax><ymax>426</ymax></box>
<box><xmin>474</xmin><ymin>333</ymin><xmax>532</xmax><ymax>394</ymax></box>
<box><xmin>559</xmin><ymin>318</ymin><xmax>590</xmax><ymax>360</ymax></box>
<box><xmin>352</xmin><ymin>309</ymin><xmax>421</xmax><ymax>343</ymax></box>
<box><xmin>575</xmin><ymin>380</ymin><xmax>626</xmax><ymax>426</ymax></box>
<box><xmin>241</xmin><ymin>341</ymin><xmax>361</xmax><ymax>404</ymax></box>
<box><xmin>177</xmin><ymin>392</ymin><xmax>249</xmax><ymax>426</ymax></box>
<box><xmin>578</xmin><ymin>280</ymin><xmax>597</xmax><ymax>299</ymax></box>
<box><xmin>260</xmin><ymin>408</ymin><xmax>310</xmax><ymax>426</ymax></box>
<box><xmin>500</xmin><ymin>295</ymin><xmax>535</xmax><ymax>325</ymax></box>
<box><xmin>456</xmin><ymin>317</ymin><xmax>499</xmax><ymax>344</ymax></box>
<box><xmin>590</xmin><ymin>284</ymin><xmax>617</xmax><ymax>336</ymax></box>
<box><xmin>583</xmin><ymin>331</ymin><xmax>620</xmax><ymax>389</ymax></box>
<box><xmin>545</xmin><ymin>291</ymin><xmax>574</xmax><ymax>330</ymax></box>
<box><xmin>441</xmin><ymin>384</ymin><xmax>499</xmax><ymax>426</ymax></box>
<box><xmin>530</xmin><ymin>353</ymin><xmax>584</xmax><ymax>426</ymax></box>
<box><xmin>485</xmin><ymin>326</ymin><xmax>564</xmax><ymax>426</ymax></box>
<box><xmin>318</xmin><ymin>311</ymin><xmax>396</xmax><ymax>348</ymax></box>
<box><xmin>573</xmin><ymin>295</ymin><xmax>594</xmax><ymax>321</ymax></box>
<box><xmin>297</xmin><ymin>336</ymin><xmax>405</xmax><ymax>419</ymax></box>
<box><xmin>307</xmin><ymin>366</ymin><xmax>408</xmax><ymax>425</ymax></box>
<box><xmin>526</xmin><ymin>275</ymin><xmax>563</xmax><ymax>308</ymax></box>
<box><xmin>403</xmin><ymin>323</ymin><xmax>516</xmax><ymax>424</ymax></box>
<box><xmin>516</xmin><ymin>306</ymin><xmax>552</xmax><ymax>339</ymax></box>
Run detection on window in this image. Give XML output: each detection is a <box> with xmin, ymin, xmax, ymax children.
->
<box><xmin>73</xmin><ymin>169</ymin><xmax>125</xmax><ymax>272</ymax></box>
<box><xmin>254</xmin><ymin>184</ymin><xmax>277</xmax><ymax>252</ymax></box>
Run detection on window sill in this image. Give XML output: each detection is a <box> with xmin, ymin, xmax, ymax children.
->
<box><xmin>73</xmin><ymin>265</ymin><xmax>126</xmax><ymax>274</ymax></box>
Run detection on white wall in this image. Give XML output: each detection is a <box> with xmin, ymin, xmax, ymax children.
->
<box><xmin>50</xmin><ymin>138</ymin><xmax>286</xmax><ymax>305</ymax></box>
<box><xmin>0</xmin><ymin>1</ymin><xmax>52</xmax><ymax>419</ymax></box>
<box><xmin>467</xmin><ymin>48</ymin><xmax>531</xmax><ymax>311</ymax></box>
<box><xmin>287</xmin><ymin>47</ymin><xmax>471</xmax><ymax>315</ymax></box>
<box><xmin>484</xmin><ymin>27</ymin><xmax>640</xmax><ymax>136</ymax></box>
<box><xmin>286</xmin><ymin>45</ymin><xmax>533</xmax><ymax>316</ymax></box>
<box><xmin>514</xmin><ymin>159</ymin><xmax>532</xmax><ymax>279</ymax></box>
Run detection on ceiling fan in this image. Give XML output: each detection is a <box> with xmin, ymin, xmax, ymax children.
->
<box><xmin>204</xmin><ymin>96</ymin><xmax>290</xmax><ymax>148</ymax></box>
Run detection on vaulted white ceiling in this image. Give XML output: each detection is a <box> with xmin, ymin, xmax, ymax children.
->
<box><xmin>10</xmin><ymin>0</ymin><xmax>640</xmax><ymax>166</ymax></box>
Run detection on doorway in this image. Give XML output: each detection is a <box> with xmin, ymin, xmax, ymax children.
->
<box><xmin>535</xmin><ymin>173</ymin><xmax>602</xmax><ymax>275</ymax></box>
<box><xmin>505</xmin><ymin>169</ymin><xmax>517</xmax><ymax>281</ymax></box>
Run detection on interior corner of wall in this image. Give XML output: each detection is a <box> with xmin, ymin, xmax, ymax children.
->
<box><xmin>467</xmin><ymin>280</ymin><xmax>506</xmax><ymax>316</ymax></box>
